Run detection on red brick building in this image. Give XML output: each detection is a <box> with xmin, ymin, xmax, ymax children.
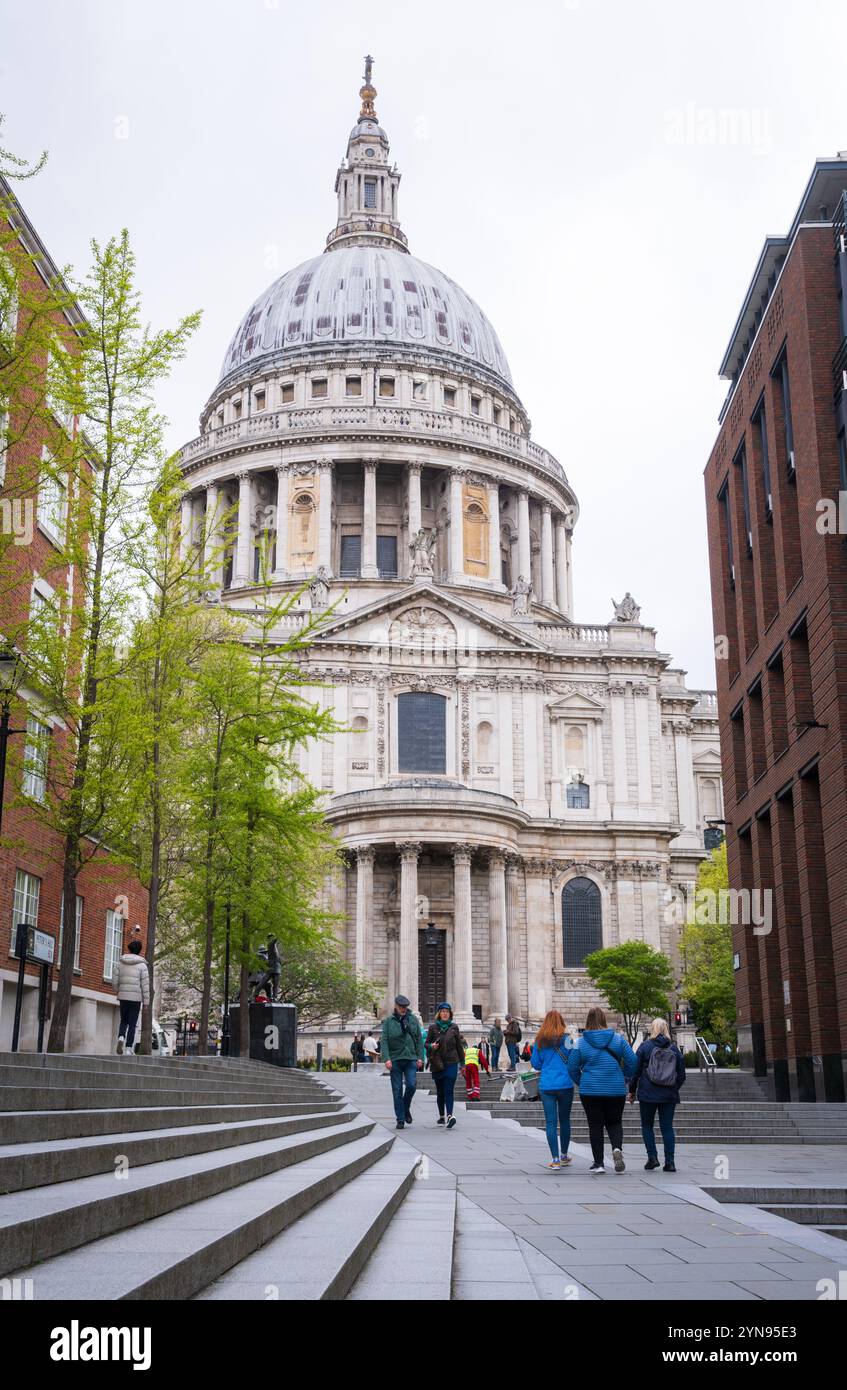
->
<box><xmin>0</xmin><ymin>173</ymin><xmax>148</xmax><ymax>1052</ymax></box>
<box><xmin>705</xmin><ymin>156</ymin><xmax>847</xmax><ymax>1102</ymax></box>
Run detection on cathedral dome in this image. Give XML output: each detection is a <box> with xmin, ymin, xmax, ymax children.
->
<box><xmin>218</xmin><ymin>246</ymin><xmax>514</xmax><ymax>391</ymax></box>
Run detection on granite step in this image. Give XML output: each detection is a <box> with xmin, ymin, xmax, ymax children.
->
<box><xmin>0</xmin><ymin>1081</ymin><xmax>323</xmax><ymax>1113</ymax></box>
<box><xmin>0</xmin><ymin>1111</ymin><xmax>372</xmax><ymax>1277</ymax></box>
<box><xmin>0</xmin><ymin>1099</ymin><xmax>345</xmax><ymax>1146</ymax></box>
<box><xmin>7</xmin><ymin>1128</ymin><xmax>396</xmax><ymax>1299</ymax></box>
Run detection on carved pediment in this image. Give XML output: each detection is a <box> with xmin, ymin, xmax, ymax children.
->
<box><xmin>547</xmin><ymin>690</ymin><xmax>606</xmax><ymax>721</ymax></box>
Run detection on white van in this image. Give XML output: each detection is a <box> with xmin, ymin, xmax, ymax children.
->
<box><xmin>131</xmin><ymin>1020</ymin><xmax>172</xmax><ymax>1056</ymax></box>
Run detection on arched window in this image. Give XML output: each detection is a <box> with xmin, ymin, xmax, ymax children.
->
<box><xmin>397</xmin><ymin>692</ymin><xmax>447</xmax><ymax>773</ymax></box>
<box><xmin>562</xmin><ymin>877</ymin><xmax>602</xmax><ymax>967</ymax></box>
<box><xmin>566</xmin><ymin>781</ymin><xmax>590</xmax><ymax>809</ymax></box>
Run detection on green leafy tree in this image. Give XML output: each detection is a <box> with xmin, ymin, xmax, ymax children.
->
<box><xmin>583</xmin><ymin>940</ymin><xmax>674</xmax><ymax>1043</ymax></box>
<box><xmin>275</xmin><ymin>933</ymin><xmax>382</xmax><ymax>1027</ymax></box>
<box><xmin>680</xmin><ymin>841</ymin><xmax>736</xmax><ymax>1042</ymax></box>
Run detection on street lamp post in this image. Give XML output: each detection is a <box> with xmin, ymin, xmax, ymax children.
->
<box><xmin>221</xmin><ymin>901</ymin><xmax>232</xmax><ymax>1057</ymax></box>
<box><xmin>0</xmin><ymin>646</ymin><xmax>27</xmax><ymax>836</ymax></box>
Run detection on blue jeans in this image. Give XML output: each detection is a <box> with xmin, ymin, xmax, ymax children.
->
<box><xmin>434</xmin><ymin>1062</ymin><xmax>459</xmax><ymax>1117</ymax></box>
<box><xmin>541</xmin><ymin>1088</ymin><xmax>574</xmax><ymax>1160</ymax></box>
<box><xmin>639</xmin><ymin>1100</ymin><xmax>677</xmax><ymax>1161</ymax></box>
<box><xmin>389</xmin><ymin>1060</ymin><xmax>418</xmax><ymax>1123</ymax></box>
<box><xmin>506</xmin><ymin>1042</ymin><xmax>519</xmax><ymax>1069</ymax></box>
<box><xmin>490</xmin><ymin>1044</ymin><xmax>501</xmax><ymax>1071</ymax></box>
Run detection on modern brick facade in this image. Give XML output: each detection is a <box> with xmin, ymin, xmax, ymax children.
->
<box><xmin>705</xmin><ymin>157</ymin><xmax>847</xmax><ymax>1102</ymax></box>
<box><xmin>0</xmin><ymin>174</ymin><xmax>148</xmax><ymax>1052</ymax></box>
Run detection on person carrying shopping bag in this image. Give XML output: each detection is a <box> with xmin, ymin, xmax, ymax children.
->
<box><xmin>628</xmin><ymin>1017</ymin><xmax>686</xmax><ymax>1171</ymax></box>
<box><xmin>568</xmin><ymin>1006</ymin><xmax>637</xmax><ymax>1173</ymax></box>
<box><xmin>531</xmin><ymin>1010</ymin><xmax>575</xmax><ymax>1170</ymax></box>
<box><xmin>425</xmin><ymin>1003</ymin><xmax>465</xmax><ymax>1129</ymax></box>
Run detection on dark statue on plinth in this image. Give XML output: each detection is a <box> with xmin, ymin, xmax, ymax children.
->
<box><xmin>250</xmin><ymin>936</ymin><xmax>281</xmax><ymax>1003</ymax></box>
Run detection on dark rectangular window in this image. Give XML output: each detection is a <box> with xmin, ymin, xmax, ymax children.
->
<box><xmin>734</xmin><ymin>442</ymin><xmax>752</xmax><ymax>554</ymax></box>
<box><xmin>339</xmin><ymin>534</ymin><xmax>362</xmax><ymax>577</ymax></box>
<box><xmin>774</xmin><ymin>351</ymin><xmax>795</xmax><ymax>476</ymax></box>
<box><xmin>839</xmin><ymin>429</ymin><xmax>847</xmax><ymax>493</ymax></box>
<box><xmin>364</xmin><ymin>180</ymin><xmax>377</xmax><ymax>209</ymax></box>
<box><xmin>566</xmin><ymin>782</ymin><xmax>590</xmax><ymax>809</ymax></box>
<box><xmin>397</xmin><ymin>692</ymin><xmax>447</xmax><ymax>774</ymax></box>
<box><xmin>377</xmin><ymin>535</ymin><xmax>398</xmax><ymax>578</ymax></box>
<box><xmin>748</xmin><ymin>677</ymin><xmax>767</xmax><ymax>781</ymax></box>
<box><xmin>766</xmin><ymin>647</ymin><xmax>788</xmax><ymax>758</ymax></box>
<box><xmin>755</xmin><ymin>402</ymin><xmax>772</xmax><ymax>515</ymax></box>
<box><xmin>718</xmin><ymin>479</ymin><xmax>734</xmax><ymax>587</ymax></box>
<box><xmin>730</xmin><ymin>702</ymin><xmax>748</xmax><ymax>801</ymax></box>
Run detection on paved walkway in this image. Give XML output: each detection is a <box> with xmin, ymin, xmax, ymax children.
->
<box><xmin>332</xmin><ymin>1069</ymin><xmax>847</xmax><ymax>1301</ymax></box>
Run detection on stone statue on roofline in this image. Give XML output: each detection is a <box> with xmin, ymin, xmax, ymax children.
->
<box><xmin>511</xmin><ymin>574</ymin><xmax>532</xmax><ymax>617</ymax></box>
<box><xmin>309</xmin><ymin>566</ymin><xmax>331</xmax><ymax>609</ymax></box>
<box><xmin>409</xmin><ymin>528</ymin><xmax>436</xmax><ymax>578</ymax></box>
<box><xmin>612</xmin><ymin>592</ymin><xmax>641</xmax><ymax>623</ymax></box>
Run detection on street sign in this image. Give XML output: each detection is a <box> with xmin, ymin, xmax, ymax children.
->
<box><xmin>14</xmin><ymin>924</ymin><xmax>55</xmax><ymax>965</ymax></box>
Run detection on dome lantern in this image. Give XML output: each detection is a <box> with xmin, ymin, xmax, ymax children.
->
<box><xmin>326</xmin><ymin>55</ymin><xmax>408</xmax><ymax>255</ymax></box>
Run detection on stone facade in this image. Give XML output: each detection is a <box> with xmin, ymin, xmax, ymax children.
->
<box><xmin>179</xmin><ymin>63</ymin><xmax>721</xmax><ymax>1044</ymax></box>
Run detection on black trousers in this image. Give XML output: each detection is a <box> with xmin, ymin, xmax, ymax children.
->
<box><xmin>118</xmin><ymin>999</ymin><xmax>141</xmax><ymax>1049</ymax></box>
<box><xmin>580</xmin><ymin>1094</ymin><xmax>626</xmax><ymax>1164</ymax></box>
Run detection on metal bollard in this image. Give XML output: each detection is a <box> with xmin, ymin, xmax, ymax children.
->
<box><xmin>316</xmin><ymin>1042</ymin><xmax>324</xmax><ymax>1072</ymax></box>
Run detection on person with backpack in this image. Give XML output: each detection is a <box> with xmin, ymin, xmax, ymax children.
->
<box><xmin>115</xmin><ymin>940</ymin><xmax>150</xmax><ymax>1055</ymax></box>
<box><xmin>488</xmin><ymin>1018</ymin><xmax>504</xmax><ymax>1072</ymax></box>
<box><xmin>504</xmin><ymin>1015</ymin><xmax>522</xmax><ymax>1070</ymax></box>
<box><xmin>425</xmin><ymin>1003</ymin><xmax>464</xmax><ymax>1128</ymax></box>
<box><xmin>568</xmin><ymin>1007</ymin><xmax>637</xmax><ymax>1173</ymax></box>
<box><xmin>627</xmin><ymin>1017</ymin><xmax>686</xmax><ymax>1171</ymax></box>
<box><xmin>531</xmin><ymin>1010</ymin><xmax>575</xmax><ymax>1170</ymax></box>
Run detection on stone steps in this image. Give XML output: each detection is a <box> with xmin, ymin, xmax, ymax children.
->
<box><xmin>0</xmin><ymin>1052</ymin><xmax>427</xmax><ymax>1299</ymax></box>
<box><xmin>706</xmin><ymin>1186</ymin><xmax>847</xmax><ymax>1246</ymax></box>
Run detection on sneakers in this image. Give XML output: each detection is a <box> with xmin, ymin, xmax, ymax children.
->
<box><xmin>395</xmin><ymin>1121</ymin><xmax>405</xmax><ymax>1130</ymax></box>
<box><xmin>589</xmin><ymin>1163</ymin><xmax>605</xmax><ymax>1174</ymax></box>
<box><xmin>612</xmin><ymin>1148</ymin><xmax>626</xmax><ymax>1173</ymax></box>
<box><xmin>547</xmin><ymin>1158</ymin><xmax>561</xmax><ymax>1170</ymax></box>
<box><xmin>560</xmin><ymin>1154</ymin><xmax>573</xmax><ymax>1166</ymax></box>
<box><xmin>446</xmin><ymin>1116</ymin><xmax>457</xmax><ymax>1130</ymax></box>
<box><xmin>116</xmin><ymin>1038</ymin><xmax>124</xmax><ymax>1055</ymax></box>
<box><xmin>663</xmin><ymin>1160</ymin><xmax>677</xmax><ymax>1172</ymax></box>
<box><xmin>436</xmin><ymin>1116</ymin><xmax>445</xmax><ymax>1125</ymax></box>
<box><xmin>404</xmin><ymin>1113</ymin><xmax>413</xmax><ymax>1126</ymax></box>
<box><xmin>644</xmin><ymin>1156</ymin><xmax>660</xmax><ymax>1171</ymax></box>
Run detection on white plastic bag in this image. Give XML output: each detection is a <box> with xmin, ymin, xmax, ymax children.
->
<box><xmin>512</xmin><ymin>1075</ymin><xmax>527</xmax><ymax>1100</ymax></box>
<box><xmin>500</xmin><ymin>1078</ymin><xmax>515</xmax><ymax>1102</ymax></box>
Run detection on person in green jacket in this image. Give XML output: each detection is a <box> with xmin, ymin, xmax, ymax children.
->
<box><xmin>380</xmin><ymin>994</ymin><xmax>425</xmax><ymax>1129</ymax></box>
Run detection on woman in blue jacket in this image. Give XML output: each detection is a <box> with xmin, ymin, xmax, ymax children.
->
<box><xmin>568</xmin><ymin>1007</ymin><xmax>637</xmax><ymax>1173</ymax></box>
<box><xmin>530</xmin><ymin>1010</ymin><xmax>575</xmax><ymax>1170</ymax></box>
<box><xmin>627</xmin><ymin>1018</ymin><xmax>686</xmax><ymax>1171</ymax></box>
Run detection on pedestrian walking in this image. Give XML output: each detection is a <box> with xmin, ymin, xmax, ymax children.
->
<box><xmin>520</xmin><ymin>1040</ymin><xmax>533</xmax><ymax>1063</ymax></box>
<box><xmin>362</xmin><ymin>1031</ymin><xmax>378</xmax><ymax>1064</ymax></box>
<box><xmin>424</xmin><ymin>1003</ymin><xmax>464</xmax><ymax>1129</ymax></box>
<box><xmin>462</xmin><ymin>1038</ymin><xmax>489</xmax><ymax>1100</ymax></box>
<box><xmin>568</xmin><ymin>1007</ymin><xmax>637</xmax><ymax>1173</ymax></box>
<box><xmin>350</xmin><ymin>1033</ymin><xmax>364</xmax><ymax>1070</ymax></box>
<box><xmin>380</xmin><ymin>995</ymin><xmax>425</xmax><ymax>1129</ymax></box>
<box><xmin>115</xmin><ymin>940</ymin><xmax>150</xmax><ymax>1055</ymax></box>
<box><xmin>488</xmin><ymin>1018</ymin><xmax>504</xmax><ymax>1072</ymax></box>
<box><xmin>628</xmin><ymin>1017</ymin><xmax>686</xmax><ymax>1172</ymax></box>
<box><xmin>504</xmin><ymin>1014</ymin><xmax>522</xmax><ymax>1070</ymax></box>
<box><xmin>531</xmin><ymin>1010</ymin><xmax>575</xmax><ymax>1170</ymax></box>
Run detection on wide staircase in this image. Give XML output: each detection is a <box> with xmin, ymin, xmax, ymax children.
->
<box><xmin>0</xmin><ymin>1052</ymin><xmax>420</xmax><ymax>1300</ymax></box>
<box><xmin>416</xmin><ymin>1069</ymin><xmax>847</xmax><ymax>1144</ymax></box>
<box><xmin>706</xmin><ymin>1185</ymin><xmax>847</xmax><ymax>1242</ymax></box>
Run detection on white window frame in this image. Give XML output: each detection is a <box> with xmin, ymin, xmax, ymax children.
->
<box><xmin>11</xmin><ymin>868</ymin><xmax>41</xmax><ymax>951</ymax></box>
<box><xmin>23</xmin><ymin>714</ymin><xmax>50</xmax><ymax>802</ymax></box>
<box><xmin>0</xmin><ymin>396</ymin><xmax>9</xmax><ymax>488</ymax></box>
<box><xmin>59</xmin><ymin>892</ymin><xmax>83</xmax><ymax>972</ymax></box>
<box><xmin>104</xmin><ymin>908</ymin><xmax>124</xmax><ymax>983</ymax></box>
<box><xmin>46</xmin><ymin>339</ymin><xmax>74</xmax><ymax>433</ymax></box>
<box><xmin>0</xmin><ymin>251</ymin><xmax>19</xmax><ymax>351</ymax></box>
<box><xmin>37</xmin><ymin>448</ymin><xmax>67</xmax><ymax>546</ymax></box>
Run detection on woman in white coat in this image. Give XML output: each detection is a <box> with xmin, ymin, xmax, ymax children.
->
<box><xmin>115</xmin><ymin>940</ymin><xmax>150</xmax><ymax>1054</ymax></box>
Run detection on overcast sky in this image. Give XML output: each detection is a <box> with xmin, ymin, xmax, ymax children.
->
<box><xmin>2</xmin><ymin>0</ymin><xmax>845</xmax><ymax>687</ymax></box>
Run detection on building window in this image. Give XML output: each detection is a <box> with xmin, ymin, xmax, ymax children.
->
<box><xmin>734</xmin><ymin>442</ymin><xmax>753</xmax><ymax>554</ymax></box>
<box><xmin>340</xmin><ymin>534</ymin><xmax>362</xmax><ymax>577</ymax></box>
<box><xmin>345</xmin><ymin>375</ymin><xmax>362</xmax><ymax>397</ymax></box>
<box><xmin>311</xmin><ymin>378</ymin><xmax>328</xmax><ymax>399</ymax></box>
<box><xmin>0</xmin><ymin>397</ymin><xmax>8</xmax><ymax>487</ymax></box>
<box><xmin>11</xmin><ymin>868</ymin><xmax>40</xmax><ymax>951</ymax></box>
<box><xmin>566</xmin><ymin>780</ymin><xmax>590</xmax><ymax>809</ymax></box>
<box><xmin>0</xmin><ymin>251</ymin><xmax>19</xmax><ymax>350</ymax></box>
<box><xmin>379</xmin><ymin>377</ymin><xmax>395</xmax><ymax>398</ymax></box>
<box><xmin>562</xmin><ymin>876</ymin><xmax>602</xmax><ymax>967</ymax></box>
<box><xmin>364</xmin><ymin>179</ymin><xmax>377</xmax><ymax>209</ymax></box>
<box><xmin>443</xmin><ymin>386</ymin><xmax>457</xmax><ymax>409</ymax></box>
<box><xmin>232</xmin><ymin>398</ymin><xmax>242</xmax><ymax>420</ymax></box>
<box><xmin>281</xmin><ymin>382</ymin><xmax>295</xmax><ymax>403</ymax></box>
<box><xmin>37</xmin><ymin>452</ymin><xmax>67</xmax><ymax>544</ymax></box>
<box><xmin>215</xmin><ymin>409</ymin><xmax>224</xmax><ymax>428</ymax></box>
<box><xmin>493</xmin><ymin>405</ymin><xmax>502</xmax><ymax>426</ymax></box>
<box><xmin>46</xmin><ymin>342</ymin><xmax>74</xmax><ymax>432</ymax></box>
<box><xmin>754</xmin><ymin>402</ymin><xmax>772</xmax><ymax>514</ymax></box>
<box><xmin>412</xmin><ymin>379</ymin><xmax>427</xmax><ymax>401</ymax></box>
<box><xmin>839</xmin><ymin>430</ymin><xmax>847</xmax><ymax>493</ymax></box>
<box><xmin>23</xmin><ymin>716</ymin><xmax>49</xmax><ymax>802</ymax></box>
<box><xmin>397</xmin><ymin>691</ymin><xmax>447</xmax><ymax>774</ymax></box>
<box><xmin>773</xmin><ymin>350</ymin><xmax>795</xmax><ymax>477</ymax></box>
<box><xmin>253</xmin><ymin>389</ymin><xmax>266</xmax><ymax>412</ymax></box>
<box><xmin>377</xmin><ymin>534</ymin><xmax>397</xmax><ymax>577</ymax></box>
<box><xmin>470</xmin><ymin>394</ymin><xmax>482</xmax><ymax>416</ymax></box>
<box><xmin>718</xmin><ymin>478</ymin><xmax>734</xmax><ymax>587</ymax></box>
<box><xmin>104</xmin><ymin>908</ymin><xmax>124</xmax><ymax>983</ymax></box>
<box><xmin>59</xmin><ymin>893</ymin><xmax>83</xmax><ymax>971</ymax></box>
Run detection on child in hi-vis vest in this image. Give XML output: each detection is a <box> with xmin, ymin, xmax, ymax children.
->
<box><xmin>463</xmin><ymin>1040</ymin><xmax>490</xmax><ymax>1100</ymax></box>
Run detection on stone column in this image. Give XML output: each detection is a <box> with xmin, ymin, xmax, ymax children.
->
<box><xmin>233</xmin><ymin>472</ymin><xmax>252</xmax><ymax>587</ymax></box>
<box><xmin>452</xmin><ymin>843</ymin><xmax>474</xmax><ymax>1023</ymax></box>
<box><xmin>449</xmin><ymin>468</ymin><xmax>465</xmax><ymax>580</ymax></box>
<box><xmin>505</xmin><ymin>855</ymin><xmax>524</xmax><ymax>1018</ymax></box>
<box><xmin>317</xmin><ymin>460</ymin><xmax>333</xmax><ymax>574</ymax></box>
<box><xmin>204</xmin><ymin>483</ymin><xmax>223</xmax><ymax>588</ymax></box>
<box><xmin>541</xmin><ymin>503</ymin><xmax>555</xmax><ymax>606</ymax></box>
<box><xmin>487</xmin><ymin>480</ymin><xmax>501</xmax><ymax>584</ymax></box>
<box><xmin>272</xmin><ymin>464</ymin><xmax>289</xmax><ymax>581</ymax></box>
<box><xmin>407</xmin><ymin>461</ymin><xmax>422</xmax><ymax>537</ymax></box>
<box><xmin>355</xmin><ymin>845</ymin><xmax>375</xmax><ymax>979</ymax></box>
<box><xmin>525</xmin><ymin>858</ymin><xmax>552</xmax><ymax>1024</ymax></box>
<box><xmin>672</xmin><ymin>718</ymin><xmax>700</xmax><ymax>848</ymax></box>
<box><xmin>488</xmin><ymin>850</ymin><xmax>508</xmax><ymax>1019</ymax></box>
<box><xmin>362</xmin><ymin>459</ymin><xmax>378</xmax><ymax>578</ymax></box>
<box><xmin>180</xmin><ymin>493</ymin><xmax>195</xmax><ymax>563</ymax></box>
<box><xmin>554</xmin><ymin>514</ymin><xmax>568</xmax><ymax>613</ymax></box>
<box><xmin>398</xmin><ymin>842</ymin><xmax>421</xmax><ymax>1013</ymax></box>
<box><xmin>565</xmin><ymin>530</ymin><xmax>574</xmax><ymax>614</ymax></box>
<box><xmin>517</xmin><ymin>489</ymin><xmax>531</xmax><ymax>585</ymax></box>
